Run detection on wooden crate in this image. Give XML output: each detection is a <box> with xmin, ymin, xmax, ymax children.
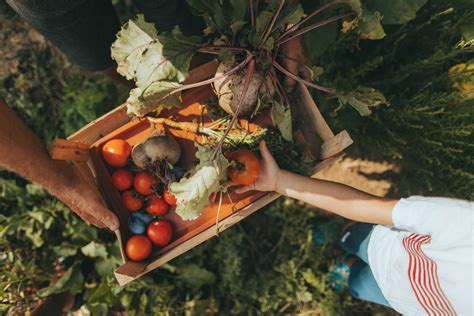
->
<box><xmin>49</xmin><ymin>61</ymin><xmax>353</xmax><ymax>286</ymax></box>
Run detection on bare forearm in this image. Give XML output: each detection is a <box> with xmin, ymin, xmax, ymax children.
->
<box><xmin>0</xmin><ymin>101</ymin><xmax>73</xmax><ymax>197</ymax></box>
<box><xmin>276</xmin><ymin>170</ymin><xmax>397</xmax><ymax>225</ymax></box>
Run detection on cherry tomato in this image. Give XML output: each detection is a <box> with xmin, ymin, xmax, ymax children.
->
<box><xmin>146</xmin><ymin>196</ymin><xmax>169</xmax><ymax>216</ymax></box>
<box><xmin>227</xmin><ymin>149</ymin><xmax>260</xmax><ymax>185</ymax></box>
<box><xmin>111</xmin><ymin>169</ymin><xmax>134</xmax><ymax>191</ymax></box>
<box><xmin>134</xmin><ymin>172</ymin><xmax>158</xmax><ymax>196</ymax></box>
<box><xmin>146</xmin><ymin>220</ymin><xmax>173</xmax><ymax>247</ymax></box>
<box><xmin>125</xmin><ymin>235</ymin><xmax>151</xmax><ymax>261</ymax></box>
<box><xmin>102</xmin><ymin>139</ymin><xmax>131</xmax><ymax>167</ymax></box>
<box><xmin>163</xmin><ymin>189</ymin><xmax>177</xmax><ymax>206</ymax></box>
<box><xmin>122</xmin><ymin>190</ymin><xmax>144</xmax><ymax>212</ymax></box>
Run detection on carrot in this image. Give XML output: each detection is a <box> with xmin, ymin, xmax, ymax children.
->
<box><xmin>147</xmin><ymin>117</ymin><xmax>200</xmax><ymax>133</ymax></box>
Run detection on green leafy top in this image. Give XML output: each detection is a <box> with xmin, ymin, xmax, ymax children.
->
<box><xmin>111</xmin><ymin>15</ymin><xmax>201</xmax><ymax>116</ymax></box>
<box><xmin>169</xmin><ymin>144</ymin><xmax>229</xmax><ymax>220</ymax></box>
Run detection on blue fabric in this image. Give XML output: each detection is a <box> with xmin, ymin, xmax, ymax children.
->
<box><xmin>340</xmin><ymin>223</ymin><xmax>391</xmax><ymax>308</ymax></box>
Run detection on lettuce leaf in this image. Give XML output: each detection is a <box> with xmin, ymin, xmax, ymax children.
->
<box><xmin>169</xmin><ymin>145</ymin><xmax>229</xmax><ymax>221</ymax></box>
<box><xmin>111</xmin><ymin>15</ymin><xmax>201</xmax><ymax>116</ymax></box>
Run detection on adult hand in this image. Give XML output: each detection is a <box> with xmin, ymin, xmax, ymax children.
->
<box><xmin>235</xmin><ymin>140</ymin><xmax>282</xmax><ymax>194</ymax></box>
<box><xmin>279</xmin><ymin>36</ymin><xmax>311</xmax><ymax>92</ymax></box>
<box><xmin>55</xmin><ymin>167</ymin><xmax>119</xmax><ymax>231</ymax></box>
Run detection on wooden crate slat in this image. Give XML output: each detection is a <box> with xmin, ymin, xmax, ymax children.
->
<box><xmin>48</xmin><ymin>139</ymin><xmax>90</xmax><ymax>162</ymax></box>
<box><xmin>297</xmin><ymin>83</ymin><xmax>334</xmax><ymax>142</ymax></box>
<box><xmin>115</xmin><ymin>192</ymin><xmax>281</xmax><ymax>285</ymax></box>
<box><xmin>320</xmin><ymin>130</ymin><xmax>353</xmax><ymax>160</ymax></box>
<box><xmin>67</xmin><ymin>61</ymin><xmax>219</xmax><ymax>144</ymax></box>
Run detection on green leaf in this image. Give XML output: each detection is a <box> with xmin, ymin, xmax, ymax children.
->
<box><xmin>256</xmin><ymin>11</ymin><xmax>274</xmax><ymax>35</ymax></box>
<box><xmin>112</xmin><ymin>16</ymin><xmax>200</xmax><ymax>116</ymax></box>
<box><xmin>52</xmin><ymin>244</ymin><xmax>79</xmax><ymax>257</ymax></box>
<box><xmin>228</xmin><ymin>0</ymin><xmax>247</xmax><ymax>22</ymax></box>
<box><xmin>358</xmin><ymin>9</ymin><xmax>386</xmax><ymax>40</ymax></box>
<box><xmin>336</xmin><ymin>87</ymin><xmax>388</xmax><ymax>116</ymax></box>
<box><xmin>25</xmin><ymin>183</ymin><xmax>47</xmax><ymax>197</ymax></box>
<box><xmin>304</xmin><ymin>10</ymin><xmax>338</xmax><ymax>60</ymax></box>
<box><xmin>187</xmin><ymin>0</ymin><xmax>227</xmax><ymax>32</ymax></box>
<box><xmin>340</xmin><ymin>0</ymin><xmax>363</xmax><ymax>17</ymax></box>
<box><xmin>111</xmin><ymin>15</ymin><xmax>158</xmax><ymax>82</ymax></box>
<box><xmin>169</xmin><ymin>144</ymin><xmax>229</xmax><ymax>220</ymax></box>
<box><xmin>81</xmin><ymin>241</ymin><xmax>108</xmax><ymax>258</ymax></box>
<box><xmin>460</xmin><ymin>22</ymin><xmax>474</xmax><ymax>41</ymax></box>
<box><xmin>179</xmin><ymin>264</ymin><xmax>216</xmax><ymax>290</ymax></box>
<box><xmin>230</xmin><ymin>21</ymin><xmax>247</xmax><ymax>35</ymax></box>
<box><xmin>126</xmin><ymin>81</ymin><xmax>182</xmax><ymax>116</ymax></box>
<box><xmin>307</xmin><ymin>66</ymin><xmax>324</xmax><ymax>82</ymax></box>
<box><xmin>366</xmin><ymin>0</ymin><xmax>428</xmax><ymax>25</ymax></box>
<box><xmin>37</xmin><ymin>264</ymin><xmax>84</xmax><ymax>297</ymax></box>
<box><xmin>271</xmin><ymin>101</ymin><xmax>293</xmax><ymax>142</ymax></box>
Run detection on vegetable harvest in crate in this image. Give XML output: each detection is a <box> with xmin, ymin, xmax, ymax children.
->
<box><xmin>106</xmin><ymin>0</ymin><xmax>369</xmax><ymax>262</ymax></box>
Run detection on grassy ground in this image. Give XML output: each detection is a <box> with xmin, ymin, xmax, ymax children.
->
<box><xmin>0</xmin><ymin>0</ymin><xmax>472</xmax><ymax>315</ymax></box>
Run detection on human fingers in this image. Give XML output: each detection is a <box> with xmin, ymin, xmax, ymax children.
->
<box><xmin>235</xmin><ymin>184</ymin><xmax>254</xmax><ymax>194</ymax></box>
<box><xmin>259</xmin><ymin>140</ymin><xmax>275</xmax><ymax>164</ymax></box>
<box><xmin>92</xmin><ymin>206</ymin><xmax>120</xmax><ymax>231</ymax></box>
<box><xmin>75</xmin><ymin>210</ymin><xmax>106</xmax><ymax>229</ymax></box>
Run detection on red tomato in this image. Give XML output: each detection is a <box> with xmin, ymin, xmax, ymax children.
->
<box><xmin>134</xmin><ymin>172</ymin><xmax>158</xmax><ymax>196</ymax></box>
<box><xmin>146</xmin><ymin>196</ymin><xmax>169</xmax><ymax>216</ymax></box>
<box><xmin>122</xmin><ymin>190</ymin><xmax>144</xmax><ymax>212</ymax></box>
<box><xmin>163</xmin><ymin>189</ymin><xmax>177</xmax><ymax>206</ymax></box>
<box><xmin>227</xmin><ymin>149</ymin><xmax>261</xmax><ymax>185</ymax></box>
<box><xmin>111</xmin><ymin>169</ymin><xmax>134</xmax><ymax>191</ymax></box>
<box><xmin>146</xmin><ymin>220</ymin><xmax>173</xmax><ymax>247</ymax></box>
<box><xmin>102</xmin><ymin>139</ymin><xmax>131</xmax><ymax>167</ymax></box>
<box><xmin>125</xmin><ymin>235</ymin><xmax>151</xmax><ymax>261</ymax></box>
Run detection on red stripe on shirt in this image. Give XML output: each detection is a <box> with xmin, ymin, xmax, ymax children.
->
<box><xmin>412</xmin><ymin>235</ymin><xmax>448</xmax><ymax>315</ymax></box>
<box><xmin>402</xmin><ymin>234</ymin><xmax>456</xmax><ymax>315</ymax></box>
<box><xmin>414</xmin><ymin>237</ymin><xmax>456</xmax><ymax>314</ymax></box>
<box><xmin>403</xmin><ymin>235</ymin><xmax>432</xmax><ymax>314</ymax></box>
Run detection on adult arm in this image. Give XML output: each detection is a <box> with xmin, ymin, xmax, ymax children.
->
<box><xmin>236</xmin><ymin>141</ymin><xmax>398</xmax><ymax>226</ymax></box>
<box><xmin>0</xmin><ymin>100</ymin><xmax>119</xmax><ymax>230</ymax></box>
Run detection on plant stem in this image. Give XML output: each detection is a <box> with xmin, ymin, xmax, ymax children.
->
<box><xmin>272</xmin><ymin>60</ymin><xmax>336</xmax><ymax>94</ymax></box>
<box><xmin>278</xmin><ymin>12</ymin><xmax>355</xmax><ymax>45</ymax></box>
<box><xmin>260</xmin><ymin>0</ymin><xmax>286</xmax><ymax>47</ymax></box>
<box><xmin>153</xmin><ymin>48</ymin><xmax>254</xmax><ymax>104</ymax></box>
<box><xmin>277</xmin><ymin>1</ymin><xmax>344</xmax><ymax>41</ymax></box>
<box><xmin>213</xmin><ymin>58</ymin><xmax>256</xmax><ymax>159</ymax></box>
<box><xmin>249</xmin><ymin>0</ymin><xmax>255</xmax><ymax>27</ymax></box>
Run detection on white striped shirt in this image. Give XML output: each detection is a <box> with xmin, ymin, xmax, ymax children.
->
<box><xmin>368</xmin><ymin>196</ymin><xmax>473</xmax><ymax>315</ymax></box>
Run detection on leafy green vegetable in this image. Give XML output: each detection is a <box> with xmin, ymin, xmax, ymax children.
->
<box><xmin>37</xmin><ymin>264</ymin><xmax>84</xmax><ymax>297</ymax></box>
<box><xmin>111</xmin><ymin>15</ymin><xmax>201</xmax><ymax>116</ymax></box>
<box><xmin>366</xmin><ymin>0</ymin><xmax>428</xmax><ymax>25</ymax></box>
<box><xmin>358</xmin><ymin>9</ymin><xmax>386</xmax><ymax>40</ymax></box>
<box><xmin>169</xmin><ymin>144</ymin><xmax>229</xmax><ymax>220</ymax></box>
<box><xmin>81</xmin><ymin>241</ymin><xmax>108</xmax><ymax>259</ymax></box>
<box><xmin>336</xmin><ymin>87</ymin><xmax>388</xmax><ymax>116</ymax></box>
<box><xmin>127</xmin><ymin>81</ymin><xmax>182</xmax><ymax>116</ymax></box>
<box><xmin>271</xmin><ymin>101</ymin><xmax>293</xmax><ymax>142</ymax></box>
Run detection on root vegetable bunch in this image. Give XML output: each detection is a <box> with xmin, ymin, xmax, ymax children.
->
<box><xmin>110</xmin><ymin>0</ymin><xmax>373</xmax><ymax>155</ymax></box>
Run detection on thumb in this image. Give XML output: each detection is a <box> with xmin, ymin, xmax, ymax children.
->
<box><xmin>235</xmin><ymin>185</ymin><xmax>252</xmax><ymax>194</ymax></box>
<box><xmin>259</xmin><ymin>140</ymin><xmax>274</xmax><ymax>162</ymax></box>
<box><xmin>95</xmin><ymin>207</ymin><xmax>120</xmax><ymax>231</ymax></box>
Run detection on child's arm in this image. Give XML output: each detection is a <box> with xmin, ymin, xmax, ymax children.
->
<box><xmin>236</xmin><ymin>141</ymin><xmax>398</xmax><ymax>226</ymax></box>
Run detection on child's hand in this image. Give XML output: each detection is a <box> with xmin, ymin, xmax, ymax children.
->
<box><xmin>235</xmin><ymin>140</ymin><xmax>281</xmax><ymax>194</ymax></box>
